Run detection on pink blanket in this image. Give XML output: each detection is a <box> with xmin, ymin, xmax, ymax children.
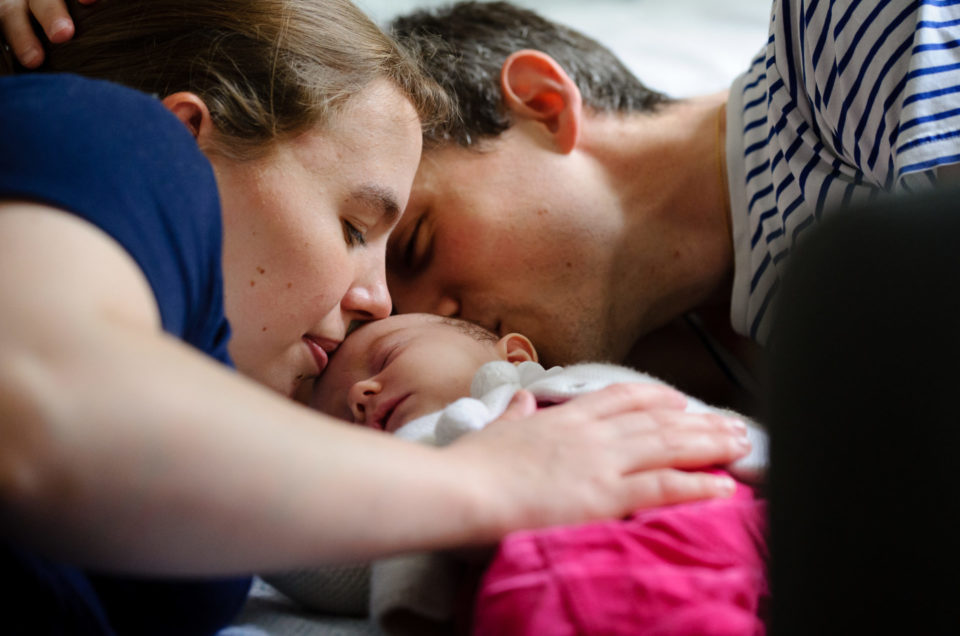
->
<box><xmin>474</xmin><ymin>482</ymin><xmax>768</xmax><ymax>636</ymax></box>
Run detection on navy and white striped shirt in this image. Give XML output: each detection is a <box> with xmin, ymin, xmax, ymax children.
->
<box><xmin>726</xmin><ymin>0</ymin><xmax>960</xmax><ymax>342</ymax></box>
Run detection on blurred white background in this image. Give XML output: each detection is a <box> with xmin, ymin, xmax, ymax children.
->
<box><xmin>357</xmin><ymin>0</ymin><xmax>773</xmax><ymax>97</ymax></box>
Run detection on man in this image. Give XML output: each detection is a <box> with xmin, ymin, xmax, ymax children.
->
<box><xmin>385</xmin><ymin>0</ymin><xmax>960</xmax><ymax>411</ymax></box>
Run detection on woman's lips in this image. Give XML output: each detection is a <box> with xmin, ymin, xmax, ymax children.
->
<box><xmin>303</xmin><ymin>335</ymin><xmax>337</xmax><ymax>375</ymax></box>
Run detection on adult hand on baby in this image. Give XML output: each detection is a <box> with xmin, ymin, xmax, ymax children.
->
<box><xmin>445</xmin><ymin>383</ymin><xmax>749</xmax><ymax>540</ymax></box>
<box><xmin>0</xmin><ymin>0</ymin><xmax>94</xmax><ymax>68</ymax></box>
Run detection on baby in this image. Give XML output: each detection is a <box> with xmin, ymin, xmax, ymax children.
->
<box><xmin>274</xmin><ymin>314</ymin><xmax>768</xmax><ymax>635</ymax></box>
<box><xmin>308</xmin><ymin>314</ymin><xmax>534</xmax><ymax>434</ymax></box>
<box><xmin>312</xmin><ymin>313</ymin><xmax>765</xmax><ymax>460</ymax></box>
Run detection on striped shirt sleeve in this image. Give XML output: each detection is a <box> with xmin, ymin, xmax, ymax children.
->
<box><xmin>727</xmin><ymin>0</ymin><xmax>960</xmax><ymax>342</ymax></box>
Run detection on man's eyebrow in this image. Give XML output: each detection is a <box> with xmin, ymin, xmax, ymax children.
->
<box><xmin>351</xmin><ymin>185</ymin><xmax>400</xmax><ymax>223</ymax></box>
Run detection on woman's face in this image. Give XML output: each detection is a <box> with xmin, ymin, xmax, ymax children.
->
<box><xmin>210</xmin><ymin>79</ymin><xmax>423</xmax><ymax>398</ymax></box>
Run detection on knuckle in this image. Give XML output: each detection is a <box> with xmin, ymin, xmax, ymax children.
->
<box><xmin>653</xmin><ymin>471</ymin><xmax>682</xmax><ymax>502</ymax></box>
<box><xmin>656</xmin><ymin>409</ymin><xmax>685</xmax><ymax>427</ymax></box>
<box><xmin>602</xmin><ymin>382</ymin><xmax>636</xmax><ymax>400</ymax></box>
<box><xmin>657</xmin><ymin>429</ymin><xmax>687</xmax><ymax>455</ymax></box>
<box><xmin>650</xmin><ymin>470</ymin><xmax>702</xmax><ymax>505</ymax></box>
<box><xmin>703</xmin><ymin>413</ymin><xmax>728</xmax><ymax>427</ymax></box>
<box><xmin>633</xmin><ymin>470</ymin><xmax>677</xmax><ymax>509</ymax></box>
<box><xmin>647</xmin><ymin>471</ymin><xmax>670</xmax><ymax>504</ymax></box>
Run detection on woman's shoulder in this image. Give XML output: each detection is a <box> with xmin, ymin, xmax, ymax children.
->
<box><xmin>0</xmin><ymin>72</ymin><xmax>228</xmax><ymax>355</ymax></box>
<box><xmin>1</xmin><ymin>72</ymin><xmax>202</xmax><ymax>162</ymax></box>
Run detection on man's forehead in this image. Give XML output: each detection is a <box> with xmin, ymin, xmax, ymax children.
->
<box><xmin>416</xmin><ymin>143</ymin><xmax>480</xmax><ymax>180</ymax></box>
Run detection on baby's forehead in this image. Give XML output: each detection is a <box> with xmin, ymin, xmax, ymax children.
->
<box><xmin>341</xmin><ymin>313</ymin><xmax>452</xmax><ymax>358</ymax></box>
<box><xmin>351</xmin><ymin>313</ymin><xmax>448</xmax><ymax>342</ymax></box>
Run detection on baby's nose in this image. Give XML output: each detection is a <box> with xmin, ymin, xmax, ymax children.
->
<box><xmin>348</xmin><ymin>379</ymin><xmax>380</xmax><ymax>425</ymax></box>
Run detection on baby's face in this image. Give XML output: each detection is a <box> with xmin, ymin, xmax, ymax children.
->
<box><xmin>310</xmin><ymin>314</ymin><xmax>503</xmax><ymax>432</ymax></box>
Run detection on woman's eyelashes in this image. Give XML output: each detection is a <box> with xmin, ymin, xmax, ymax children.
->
<box><xmin>342</xmin><ymin>219</ymin><xmax>367</xmax><ymax>247</ymax></box>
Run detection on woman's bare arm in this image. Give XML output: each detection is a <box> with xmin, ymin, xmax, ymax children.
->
<box><xmin>0</xmin><ymin>202</ymin><xmax>748</xmax><ymax>577</ymax></box>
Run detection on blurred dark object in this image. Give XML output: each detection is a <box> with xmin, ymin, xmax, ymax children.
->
<box><xmin>767</xmin><ymin>186</ymin><xmax>960</xmax><ymax>635</ymax></box>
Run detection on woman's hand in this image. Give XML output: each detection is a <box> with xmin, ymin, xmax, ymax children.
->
<box><xmin>445</xmin><ymin>383</ymin><xmax>750</xmax><ymax>540</ymax></box>
<box><xmin>0</xmin><ymin>0</ymin><xmax>95</xmax><ymax>68</ymax></box>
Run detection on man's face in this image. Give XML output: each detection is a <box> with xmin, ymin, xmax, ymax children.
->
<box><xmin>386</xmin><ymin>123</ymin><xmax>631</xmax><ymax>366</ymax></box>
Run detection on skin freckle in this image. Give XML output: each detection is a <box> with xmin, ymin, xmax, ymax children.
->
<box><xmin>257</xmin><ymin>266</ymin><xmax>266</xmax><ymax>275</ymax></box>
<box><xmin>262</xmin><ymin>326</ymin><xmax>268</xmax><ymax>332</ymax></box>
<box><xmin>287</xmin><ymin>282</ymin><xmax>293</xmax><ymax>289</ymax></box>
<box><xmin>250</xmin><ymin>280</ymin><xmax>255</xmax><ymax>287</ymax></box>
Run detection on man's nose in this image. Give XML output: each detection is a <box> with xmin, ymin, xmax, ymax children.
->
<box><xmin>391</xmin><ymin>280</ymin><xmax>461</xmax><ymax>317</ymax></box>
<box><xmin>432</xmin><ymin>295</ymin><xmax>460</xmax><ymax>317</ymax></box>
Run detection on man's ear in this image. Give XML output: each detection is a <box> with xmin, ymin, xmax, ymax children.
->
<box><xmin>500</xmin><ymin>49</ymin><xmax>582</xmax><ymax>154</ymax></box>
<box><xmin>495</xmin><ymin>333</ymin><xmax>539</xmax><ymax>364</ymax></box>
<box><xmin>161</xmin><ymin>92</ymin><xmax>216</xmax><ymax>148</ymax></box>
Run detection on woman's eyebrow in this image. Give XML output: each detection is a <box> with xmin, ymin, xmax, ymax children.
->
<box><xmin>351</xmin><ymin>184</ymin><xmax>400</xmax><ymax>223</ymax></box>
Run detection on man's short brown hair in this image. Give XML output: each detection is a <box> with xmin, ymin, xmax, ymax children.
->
<box><xmin>390</xmin><ymin>1</ymin><xmax>672</xmax><ymax>148</ymax></box>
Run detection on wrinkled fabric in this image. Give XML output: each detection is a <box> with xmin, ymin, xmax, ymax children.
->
<box><xmin>475</xmin><ymin>482</ymin><xmax>768</xmax><ymax>636</ymax></box>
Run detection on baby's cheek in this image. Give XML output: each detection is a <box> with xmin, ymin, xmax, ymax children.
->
<box><xmin>294</xmin><ymin>376</ymin><xmax>318</xmax><ymax>407</ymax></box>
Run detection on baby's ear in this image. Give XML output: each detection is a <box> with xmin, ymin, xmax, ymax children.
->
<box><xmin>496</xmin><ymin>333</ymin><xmax>538</xmax><ymax>364</ymax></box>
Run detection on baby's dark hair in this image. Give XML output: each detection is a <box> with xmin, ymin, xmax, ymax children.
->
<box><xmin>390</xmin><ymin>0</ymin><xmax>672</xmax><ymax>148</ymax></box>
<box><xmin>439</xmin><ymin>316</ymin><xmax>499</xmax><ymax>344</ymax></box>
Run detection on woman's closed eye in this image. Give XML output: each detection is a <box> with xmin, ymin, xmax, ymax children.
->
<box><xmin>342</xmin><ymin>219</ymin><xmax>367</xmax><ymax>247</ymax></box>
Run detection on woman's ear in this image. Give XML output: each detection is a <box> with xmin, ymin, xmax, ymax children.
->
<box><xmin>500</xmin><ymin>49</ymin><xmax>582</xmax><ymax>154</ymax></box>
<box><xmin>495</xmin><ymin>333</ymin><xmax>539</xmax><ymax>364</ymax></box>
<box><xmin>161</xmin><ymin>92</ymin><xmax>216</xmax><ymax>148</ymax></box>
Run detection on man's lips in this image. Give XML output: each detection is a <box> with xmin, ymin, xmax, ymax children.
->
<box><xmin>303</xmin><ymin>335</ymin><xmax>338</xmax><ymax>375</ymax></box>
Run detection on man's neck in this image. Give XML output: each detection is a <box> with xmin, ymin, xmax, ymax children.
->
<box><xmin>579</xmin><ymin>93</ymin><xmax>762</xmax><ymax>411</ymax></box>
<box><xmin>581</xmin><ymin>92</ymin><xmax>736</xmax><ymax>337</ymax></box>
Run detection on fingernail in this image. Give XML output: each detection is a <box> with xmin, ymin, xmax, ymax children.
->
<box><xmin>726</xmin><ymin>418</ymin><xmax>748</xmax><ymax>433</ymax></box>
<box><xmin>50</xmin><ymin>18</ymin><xmax>74</xmax><ymax>42</ymax></box>
<box><xmin>21</xmin><ymin>48</ymin><xmax>42</xmax><ymax>68</ymax></box>
<box><xmin>717</xmin><ymin>476</ymin><xmax>737</xmax><ymax>496</ymax></box>
<box><xmin>736</xmin><ymin>435</ymin><xmax>751</xmax><ymax>449</ymax></box>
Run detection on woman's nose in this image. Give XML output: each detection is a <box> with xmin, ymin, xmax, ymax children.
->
<box><xmin>342</xmin><ymin>269</ymin><xmax>392</xmax><ymax>321</ymax></box>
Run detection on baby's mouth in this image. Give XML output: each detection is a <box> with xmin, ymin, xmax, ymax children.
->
<box><xmin>375</xmin><ymin>394</ymin><xmax>410</xmax><ymax>433</ymax></box>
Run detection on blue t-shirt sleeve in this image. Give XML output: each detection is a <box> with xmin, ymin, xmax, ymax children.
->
<box><xmin>0</xmin><ymin>73</ymin><xmax>232</xmax><ymax>366</ymax></box>
<box><xmin>0</xmin><ymin>73</ymin><xmax>248</xmax><ymax>634</ymax></box>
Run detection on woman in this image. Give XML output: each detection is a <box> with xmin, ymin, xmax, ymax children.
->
<box><xmin>0</xmin><ymin>1</ymin><xmax>749</xmax><ymax>633</ymax></box>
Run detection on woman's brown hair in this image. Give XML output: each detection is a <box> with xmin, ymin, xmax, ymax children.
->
<box><xmin>14</xmin><ymin>0</ymin><xmax>449</xmax><ymax>158</ymax></box>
